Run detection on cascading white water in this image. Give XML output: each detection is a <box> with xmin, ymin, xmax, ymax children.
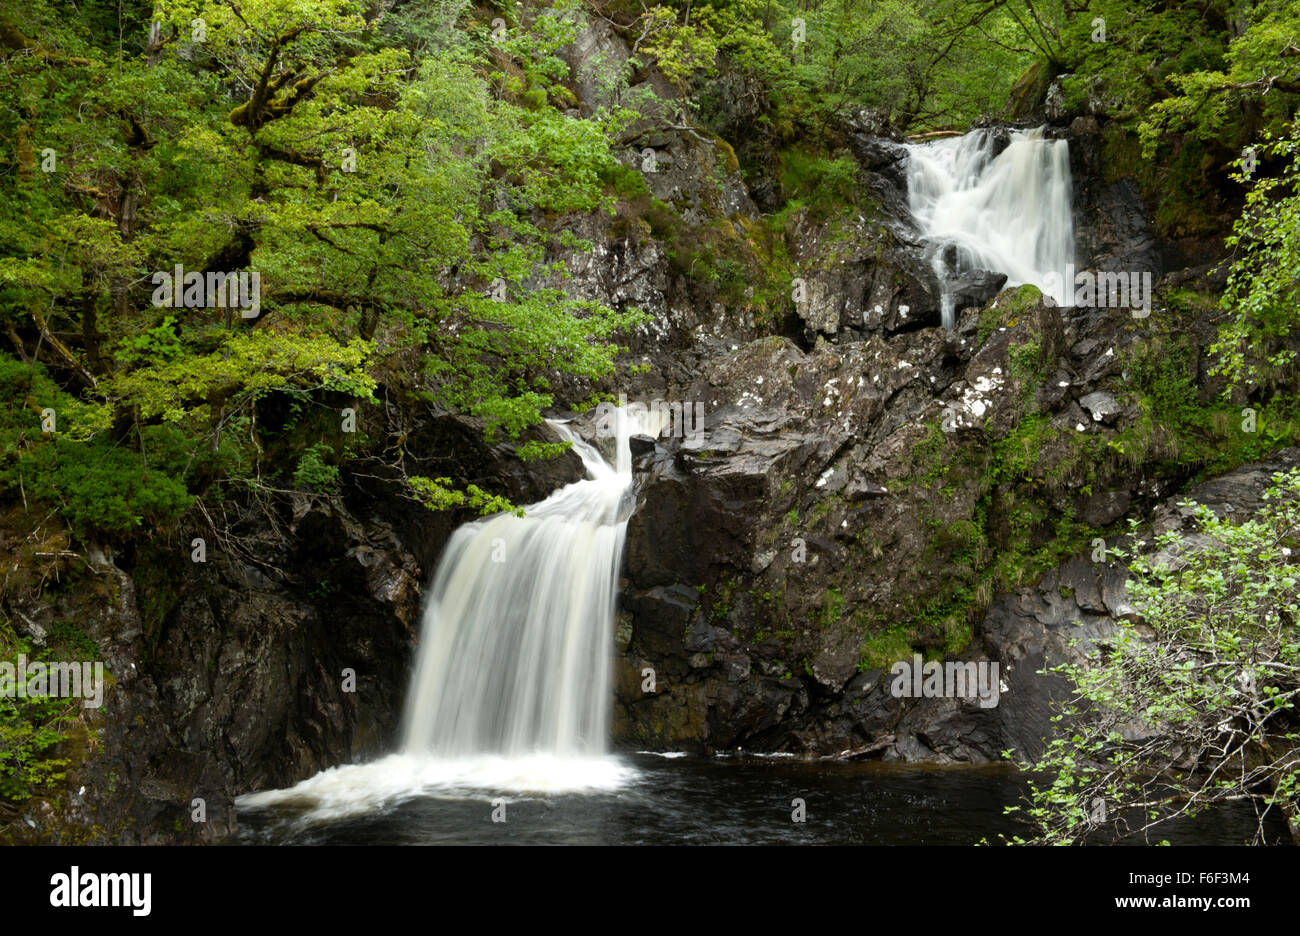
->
<box><xmin>238</xmin><ymin>408</ymin><xmax>659</xmax><ymax>820</ymax></box>
<box><xmin>906</xmin><ymin>127</ymin><xmax>1074</xmax><ymax>329</ymax></box>
<box><xmin>400</xmin><ymin>418</ymin><xmax>639</xmax><ymax>759</ymax></box>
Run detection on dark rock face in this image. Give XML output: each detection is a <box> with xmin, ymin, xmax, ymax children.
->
<box><xmin>846</xmin><ymin>128</ymin><xmax>909</xmax><ymax>186</ymax></box>
<box><xmin>1066</xmin><ymin>120</ymin><xmax>1160</xmax><ymax>280</ymax></box>
<box><xmin>628</xmin><ymin>434</ymin><xmax>658</xmax><ymax>458</ymax></box>
<box><xmin>6</xmin><ymin>508</ymin><xmax>421</xmax><ymax>843</ymax></box>
<box><xmin>1079</xmin><ymin>177</ymin><xmax>1160</xmax><ymax>277</ymax></box>
<box><xmin>783</xmin><ymin>209</ymin><xmax>941</xmax><ymax>341</ymax></box>
<box><xmin>1078</xmin><ymin>391</ymin><xmax>1121</xmax><ymax>424</ymax></box>
<box><xmin>598</xmin><ymin>224</ymin><xmax>1282</xmax><ymax>762</ymax></box>
<box><xmin>612</xmin><ymin>400</ymin><xmax>1300</xmax><ymax>760</ymax></box>
<box><xmin>949</xmin><ymin>270</ymin><xmax>1009</xmax><ymax>310</ymax></box>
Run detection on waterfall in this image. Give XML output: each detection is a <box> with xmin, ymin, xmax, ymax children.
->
<box><xmin>905</xmin><ymin>127</ymin><xmax>1073</xmax><ymax>328</ymax></box>
<box><xmin>238</xmin><ymin>407</ymin><xmax>658</xmax><ymax>818</ymax></box>
<box><xmin>400</xmin><ymin>417</ymin><xmax>641</xmax><ymax>758</ymax></box>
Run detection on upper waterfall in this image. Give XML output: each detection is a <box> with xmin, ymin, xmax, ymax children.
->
<box><xmin>905</xmin><ymin>127</ymin><xmax>1074</xmax><ymax>328</ymax></box>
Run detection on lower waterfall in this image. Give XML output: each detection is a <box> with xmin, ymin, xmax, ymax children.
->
<box><xmin>400</xmin><ymin>420</ymin><xmax>633</xmax><ymax>758</ymax></box>
<box><xmin>238</xmin><ymin>408</ymin><xmax>654</xmax><ymax>819</ymax></box>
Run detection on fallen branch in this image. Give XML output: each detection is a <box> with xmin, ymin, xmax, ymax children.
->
<box><xmin>906</xmin><ymin>129</ymin><xmax>965</xmax><ymax>141</ymax></box>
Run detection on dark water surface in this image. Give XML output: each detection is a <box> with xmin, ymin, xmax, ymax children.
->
<box><xmin>235</xmin><ymin>753</ymin><xmax>1282</xmax><ymax>845</ymax></box>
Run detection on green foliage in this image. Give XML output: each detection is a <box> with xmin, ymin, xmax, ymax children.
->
<box><xmin>1007</xmin><ymin>337</ymin><xmax>1044</xmax><ymax>403</ymax></box>
<box><xmin>776</xmin><ymin>148</ymin><xmax>859</xmax><ymax>218</ymax></box>
<box><xmin>1121</xmin><ymin>335</ymin><xmax>1300</xmax><ymax>477</ymax></box>
<box><xmin>909</xmin><ymin>420</ymin><xmax>951</xmax><ymax>488</ymax></box>
<box><xmin>1009</xmin><ymin>469</ymin><xmax>1300</xmax><ymax>844</ymax></box>
<box><xmin>705</xmin><ymin>575</ymin><xmax>740</xmax><ymax>624</ymax></box>
<box><xmin>976</xmin><ymin>284</ymin><xmax>1043</xmax><ymax>348</ymax></box>
<box><xmin>1211</xmin><ymin>124</ymin><xmax>1300</xmax><ymax>393</ymax></box>
<box><xmin>989</xmin><ymin>413</ymin><xmax>1053</xmax><ymax>486</ymax></box>
<box><xmin>408</xmin><ymin>476</ymin><xmax>523</xmax><ymax>517</ymax></box>
<box><xmin>46</xmin><ymin>621</ymin><xmax>99</xmax><ymax>660</ymax></box>
<box><xmin>856</xmin><ymin>620</ymin><xmax>916</xmax><ymax>672</ymax></box>
<box><xmin>106</xmin><ymin>334</ymin><xmax>378</xmax><ymax>426</ymax></box>
<box><xmin>0</xmin><ymin>356</ymin><xmax>193</xmax><ymax>539</ymax></box>
<box><xmin>1136</xmin><ymin>0</ymin><xmax>1300</xmax><ymax>151</ymax></box>
<box><xmin>819</xmin><ymin>587</ymin><xmax>845</xmax><ymax>629</ymax></box>
<box><xmin>292</xmin><ymin>442</ymin><xmax>341</xmax><ymax>494</ymax></box>
<box><xmin>0</xmin><ymin>0</ymin><xmax>651</xmax><ymax>544</ymax></box>
<box><xmin>0</xmin><ymin>622</ymin><xmax>82</xmax><ymax>804</ymax></box>
<box><xmin>516</xmin><ymin>440</ymin><xmax>573</xmax><ymax>462</ymax></box>
<box><xmin>599</xmin><ymin>160</ymin><xmax>652</xmax><ymax>200</ymax></box>
<box><xmin>610</xmin><ymin>0</ymin><xmax>1038</xmax><ymax>144</ymax></box>
<box><xmin>21</xmin><ymin>442</ymin><xmax>194</xmax><ymax>540</ymax></box>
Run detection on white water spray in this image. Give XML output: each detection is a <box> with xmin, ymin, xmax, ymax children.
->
<box><xmin>239</xmin><ymin>408</ymin><xmax>661</xmax><ymax>819</ymax></box>
<box><xmin>906</xmin><ymin>127</ymin><xmax>1074</xmax><ymax>328</ymax></box>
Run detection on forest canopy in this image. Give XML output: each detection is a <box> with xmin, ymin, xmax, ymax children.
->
<box><xmin>2</xmin><ymin>0</ymin><xmax>1298</xmax><ymax>540</ymax></box>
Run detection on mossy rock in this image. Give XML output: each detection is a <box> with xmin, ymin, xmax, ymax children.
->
<box><xmin>1005</xmin><ymin>61</ymin><xmax>1052</xmax><ymax>121</ymax></box>
<box><xmin>977</xmin><ymin>284</ymin><xmax>1067</xmax><ymax>373</ymax></box>
<box><xmin>713</xmin><ymin>135</ymin><xmax>740</xmax><ymax>174</ymax></box>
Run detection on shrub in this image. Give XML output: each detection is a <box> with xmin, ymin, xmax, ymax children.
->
<box><xmin>1008</xmin><ymin>468</ymin><xmax>1300</xmax><ymax>844</ymax></box>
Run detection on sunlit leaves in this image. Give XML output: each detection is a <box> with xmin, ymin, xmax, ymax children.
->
<box><xmin>104</xmin><ymin>331</ymin><xmax>376</xmax><ymax>423</ymax></box>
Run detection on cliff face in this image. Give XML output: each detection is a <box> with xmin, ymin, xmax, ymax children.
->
<box><xmin>598</xmin><ymin>284</ymin><xmax>1250</xmax><ymax>760</ymax></box>
<box><xmin>545</xmin><ymin>39</ymin><xmax>1253</xmax><ymax>760</ymax></box>
<box><xmin>2</xmin><ymin>17</ymin><xmax>1281</xmax><ymax>842</ymax></box>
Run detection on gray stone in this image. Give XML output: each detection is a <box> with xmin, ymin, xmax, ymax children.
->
<box><xmin>948</xmin><ymin>269</ymin><xmax>1008</xmax><ymax>310</ymax></box>
<box><xmin>1079</xmin><ymin>391</ymin><xmax>1122</xmax><ymax>423</ymax></box>
<box><xmin>1082</xmin><ymin>488</ymin><xmax>1131</xmax><ymax>526</ymax></box>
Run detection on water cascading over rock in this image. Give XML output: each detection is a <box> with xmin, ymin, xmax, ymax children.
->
<box><xmin>238</xmin><ymin>408</ymin><xmax>658</xmax><ymax>817</ymax></box>
<box><xmin>906</xmin><ymin>127</ymin><xmax>1074</xmax><ymax>328</ymax></box>
<box><xmin>400</xmin><ymin>417</ymin><xmax>643</xmax><ymax>759</ymax></box>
